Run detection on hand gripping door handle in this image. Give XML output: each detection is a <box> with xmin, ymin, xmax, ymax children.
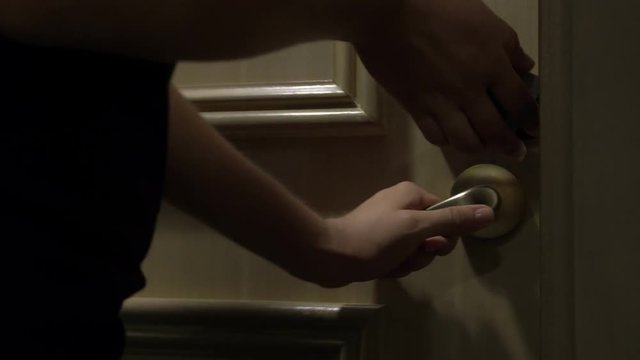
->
<box><xmin>426</xmin><ymin>164</ymin><xmax>526</xmax><ymax>239</ymax></box>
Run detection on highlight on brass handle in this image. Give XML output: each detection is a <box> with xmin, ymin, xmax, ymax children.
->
<box><xmin>427</xmin><ymin>164</ymin><xmax>526</xmax><ymax>239</ymax></box>
<box><xmin>427</xmin><ymin>186</ymin><xmax>500</xmax><ymax>211</ymax></box>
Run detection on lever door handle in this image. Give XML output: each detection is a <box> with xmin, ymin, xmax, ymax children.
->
<box><xmin>427</xmin><ymin>186</ymin><xmax>500</xmax><ymax>211</ymax></box>
<box><xmin>427</xmin><ymin>164</ymin><xmax>526</xmax><ymax>239</ymax></box>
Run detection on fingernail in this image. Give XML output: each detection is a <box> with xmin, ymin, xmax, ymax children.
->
<box><xmin>474</xmin><ymin>207</ymin><xmax>494</xmax><ymax>222</ymax></box>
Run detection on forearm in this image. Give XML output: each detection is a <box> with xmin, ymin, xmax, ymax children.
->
<box><xmin>165</xmin><ymin>85</ymin><xmax>330</xmax><ymax>280</ymax></box>
<box><xmin>0</xmin><ymin>0</ymin><xmax>363</xmax><ymax>60</ymax></box>
<box><xmin>165</xmin><ymin>84</ymin><xmax>496</xmax><ymax>286</ymax></box>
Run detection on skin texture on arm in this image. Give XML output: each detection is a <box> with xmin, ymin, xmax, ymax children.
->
<box><xmin>0</xmin><ymin>0</ymin><xmax>537</xmax><ymax>157</ymax></box>
<box><xmin>165</xmin><ymin>86</ymin><xmax>495</xmax><ymax>287</ymax></box>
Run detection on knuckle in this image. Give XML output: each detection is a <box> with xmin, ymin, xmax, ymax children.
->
<box><xmin>457</xmin><ymin>89</ymin><xmax>481</xmax><ymax>108</ymax></box>
<box><xmin>397</xmin><ymin>211</ymin><xmax>422</xmax><ymax>235</ymax></box>
<box><xmin>462</xmin><ymin>91</ymin><xmax>489</xmax><ymax>112</ymax></box>
<box><xmin>447</xmin><ymin>207</ymin><xmax>470</xmax><ymax>227</ymax></box>
<box><xmin>450</xmin><ymin>136</ymin><xmax>485</xmax><ymax>153</ymax></box>
<box><xmin>504</xmin><ymin>28</ymin><xmax>520</xmax><ymax>48</ymax></box>
<box><xmin>449</xmin><ymin>81</ymin><xmax>485</xmax><ymax>106</ymax></box>
<box><xmin>395</xmin><ymin>181</ymin><xmax>419</xmax><ymax>194</ymax></box>
<box><xmin>416</xmin><ymin>116</ymin><xmax>448</xmax><ymax>146</ymax></box>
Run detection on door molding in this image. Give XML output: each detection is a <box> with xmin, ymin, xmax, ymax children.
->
<box><xmin>540</xmin><ymin>0</ymin><xmax>576</xmax><ymax>358</ymax></box>
<box><xmin>122</xmin><ymin>298</ymin><xmax>383</xmax><ymax>360</ymax></box>
<box><xmin>178</xmin><ymin>43</ymin><xmax>384</xmax><ymax>138</ymax></box>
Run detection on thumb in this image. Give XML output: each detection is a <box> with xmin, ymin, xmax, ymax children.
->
<box><xmin>418</xmin><ymin>205</ymin><xmax>495</xmax><ymax>238</ymax></box>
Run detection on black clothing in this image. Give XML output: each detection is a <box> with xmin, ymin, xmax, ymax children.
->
<box><xmin>1</xmin><ymin>35</ymin><xmax>174</xmax><ymax>358</ymax></box>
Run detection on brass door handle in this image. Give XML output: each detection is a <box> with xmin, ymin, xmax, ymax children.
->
<box><xmin>427</xmin><ymin>164</ymin><xmax>526</xmax><ymax>239</ymax></box>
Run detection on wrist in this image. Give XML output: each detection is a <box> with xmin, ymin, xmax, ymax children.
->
<box><xmin>283</xmin><ymin>217</ymin><xmax>354</xmax><ymax>288</ymax></box>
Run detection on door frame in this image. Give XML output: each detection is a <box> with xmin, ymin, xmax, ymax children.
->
<box><xmin>540</xmin><ymin>0</ymin><xmax>575</xmax><ymax>357</ymax></box>
<box><xmin>541</xmin><ymin>0</ymin><xmax>640</xmax><ymax>358</ymax></box>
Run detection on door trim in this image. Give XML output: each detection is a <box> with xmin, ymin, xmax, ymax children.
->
<box><xmin>122</xmin><ymin>298</ymin><xmax>383</xmax><ymax>360</ymax></box>
<box><xmin>540</xmin><ymin>0</ymin><xmax>575</xmax><ymax>358</ymax></box>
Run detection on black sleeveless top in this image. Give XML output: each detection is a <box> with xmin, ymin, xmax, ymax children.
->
<box><xmin>0</xmin><ymin>35</ymin><xmax>174</xmax><ymax>358</ymax></box>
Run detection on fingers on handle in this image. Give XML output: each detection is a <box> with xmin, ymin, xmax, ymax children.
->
<box><xmin>414</xmin><ymin>114</ymin><xmax>448</xmax><ymax>146</ymax></box>
<box><xmin>406</xmin><ymin>205</ymin><xmax>495</xmax><ymax>239</ymax></box>
<box><xmin>388</xmin><ymin>181</ymin><xmax>441</xmax><ymax>210</ymax></box>
<box><xmin>422</xmin><ymin>236</ymin><xmax>458</xmax><ymax>256</ymax></box>
<box><xmin>490</xmin><ymin>69</ymin><xmax>540</xmax><ymax>136</ymax></box>
<box><xmin>466</xmin><ymin>95</ymin><xmax>526</xmax><ymax>160</ymax></box>
<box><xmin>425</xmin><ymin>95</ymin><xmax>484</xmax><ymax>153</ymax></box>
<box><xmin>510</xmin><ymin>44</ymin><xmax>535</xmax><ymax>74</ymax></box>
<box><xmin>407</xmin><ymin>98</ymin><xmax>447</xmax><ymax>146</ymax></box>
<box><xmin>504</xmin><ymin>29</ymin><xmax>535</xmax><ymax>74</ymax></box>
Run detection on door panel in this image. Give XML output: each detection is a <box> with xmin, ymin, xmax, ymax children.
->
<box><xmin>173</xmin><ymin>42</ymin><xmax>336</xmax><ymax>85</ymax></box>
<box><xmin>136</xmin><ymin>1</ymin><xmax>540</xmax><ymax>359</ymax></box>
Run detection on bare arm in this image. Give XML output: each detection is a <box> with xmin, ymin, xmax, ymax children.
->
<box><xmin>164</xmin><ymin>85</ymin><xmax>330</xmax><ymax>280</ymax></box>
<box><xmin>165</xmin><ymin>85</ymin><xmax>494</xmax><ymax>287</ymax></box>
<box><xmin>0</xmin><ymin>0</ymin><xmax>359</xmax><ymax>60</ymax></box>
<box><xmin>1</xmin><ymin>0</ymin><xmax>539</xmax><ymax>161</ymax></box>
